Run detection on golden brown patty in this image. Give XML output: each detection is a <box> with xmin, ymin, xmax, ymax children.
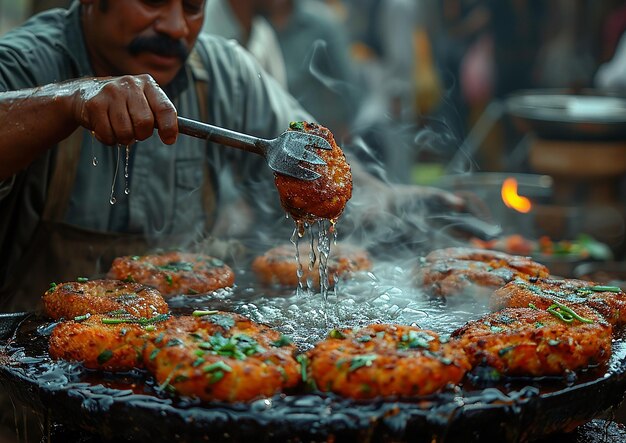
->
<box><xmin>42</xmin><ymin>279</ymin><xmax>169</xmax><ymax>320</ymax></box>
<box><xmin>251</xmin><ymin>243</ymin><xmax>372</xmax><ymax>287</ymax></box>
<box><xmin>451</xmin><ymin>306</ymin><xmax>612</xmax><ymax>376</ymax></box>
<box><xmin>491</xmin><ymin>278</ymin><xmax>626</xmax><ymax>327</ymax></box>
<box><xmin>274</xmin><ymin>121</ymin><xmax>352</xmax><ymax>222</ymax></box>
<box><xmin>107</xmin><ymin>251</ymin><xmax>235</xmax><ymax>297</ymax></box>
<box><xmin>416</xmin><ymin>247</ymin><xmax>550</xmax><ymax>298</ymax></box>
<box><xmin>425</xmin><ymin>247</ymin><xmax>550</xmax><ymax>279</ymax></box>
<box><xmin>49</xmin><ymin>313</ymin><xmax>169</xmax><ymax>371</ymax></box>
<box><xmin>143</xmin><ymin>312</ymin><xmax>300</xmax><ymax>402</ymax></box>
<box><xmin>305</xmin><ymin>324</ymin><xmax>470</xmax><ymax>399</ymax></box>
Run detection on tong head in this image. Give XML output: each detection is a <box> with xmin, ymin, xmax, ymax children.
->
<box><xmin>264</xmin><ymin>131</ymin><xmax>332</xmax><ymax>181</ymax></box>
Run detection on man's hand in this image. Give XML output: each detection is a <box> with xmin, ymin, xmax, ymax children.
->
<box><xmin>0</xmin><ymin>74</ymin><xmax>178</xmax><ymax>180</ymax></box>
<box><xmin>72</xmin><ymin>74</ymin><xmax>178</xmax><ymax>146</ymax></box>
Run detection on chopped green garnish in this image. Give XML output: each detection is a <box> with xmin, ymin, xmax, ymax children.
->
<box><xmin>131</xmin><ymin>256</ymin><xmax>140</xmax><ymax>261</ymax></box>
<box><xmin>289</xmin><ymin>121</ymin><xmax>305</xmax><ymax>131</ymax></box>
<box><xmin>203</xmin><ymin>361</ymin><xmax>232</xmax><ymax>373</ymax></box>
<box><xmin>208</xmin><ymin>314</ymin><xmax>235</xmax><ymax>330</ymax></box>
<box><xmin>76</xmin><ymin>277</ymin><xmax>89</xmax><ymax>282</ymax></box>
<box><xmin>144</xmin><ymin>325</ymin><xmax>156</xmax><ymax>332</ymax></box>
<box><xmin>398</xmin><ymin>330</ymin><xmax>434</xmax><ymax>350</ymax></box>
<box><xmin>349</xmin><ymin>355</ymin><xmax>377</xmax><ymax>372</ymax></box>
<box><xmin>197</xmin><ymin>332</ymin><xmax>262</xmax><ymax>359</ymax></box>
<box><xmin>149</xmin><ymin>349</ymin><xmax>160</xmax><ymax>361</ymax></box>
<box><xmin>271</xmin><ymin>334</ymin><xmax>293</xmax><ymax>347</ymax></box>
<box><xmin>157</xmin><ymin>262</ymin><xmax>194</xmax><ymax>273</ymax></box>
<box><xmin>192</xmin><ymin>358</ymin><xmax>205</xmax><ymax>367</ymax></box>
<box><xmin>48</xmin><ymin>282</ymin><xmax>57</xmax><ymax>291</ymax></box>
<box><xmin>97</xmin><ymin>349</ymin><xmax>114</xmax><ymax>365</ymax></box>
<box><xmin>296</xmin><ymin>354</ymin><xmax>309</xmax><ymax>383</ymax></box>
<box><xmin>164</xmin><ymin>274</ymin><xmax>173</xmax><ymax>286</ymax></box>
<box><xmin>207</xmin><ymin>370</ymin><xmax>224</xmax><ymax>384</ymax></box>
<box><xmin>123</xmin><ymin>275</ymin><xmax>136</xmax><ymax>283</ymax></box>
<box><xmin>328</xmin><ymin>329</ymin><xmax>346</xmax><ymax>339</ymax></box>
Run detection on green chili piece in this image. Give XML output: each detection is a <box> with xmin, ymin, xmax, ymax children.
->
<box><xmin>192</xmin><ymin>310</ymin><xmax>219</xmax><ymax>317</ymax></box>
<box><xmin>547</xmin><ymin>302</ymin><xmax>594</xmax><ymax>324</ymax></box>
<box><xmin>73</xmin><ymin>313</ymin><xmax>91</xmax><ymax>322</ymax></box>
<box><xmin>588</xmin><ymin>285</ymin><xmax>622</xmax><ymax>293</ymax></box>
<box><xmin>203</xmin><ymin>361</ymin><xmax>233</xmax><ymax>373</ymax></box>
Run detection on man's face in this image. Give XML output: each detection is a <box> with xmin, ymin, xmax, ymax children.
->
<box><xmin>81</xmin><ymin>0</ymin><xmax>205</xmax><ymax>86</ymax></box>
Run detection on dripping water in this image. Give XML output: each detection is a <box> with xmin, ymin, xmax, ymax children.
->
<box><xmin>109</xmin><ymin>145</ymin><xmax>121</xmax><ymax>205</ymax></box>
<box><xmin>90</xmin><ymin>131</ymin><xmax>98</xmax><ymax>166</ymax></box>
<box><xmin>124</xmin><ymin>145</ymin><xmax>130</xmax><ymax>195</ymax></box>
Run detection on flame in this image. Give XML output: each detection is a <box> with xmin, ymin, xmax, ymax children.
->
<box><xmin>501</xmin><ymin>178</ymin><xmax>532</xmax><ymax>213</ymax></box>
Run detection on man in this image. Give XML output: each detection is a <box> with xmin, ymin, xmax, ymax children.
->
<box><xmin>0</xmin><ymin>0</ymin><xmax>312</xmax><ymax>311</ymax></box>
<box><xmin>0</xmin><ymin>0</ymin><xmax>465</xmax><ymax>312</ymax></box>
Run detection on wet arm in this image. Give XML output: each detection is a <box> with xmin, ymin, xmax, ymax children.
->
<box><xmin>0</xmin><ymin>75</ymin><xmax>178</xmax><ymax>181</ymax></box>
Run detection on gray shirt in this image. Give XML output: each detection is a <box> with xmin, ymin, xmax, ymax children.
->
<box><xmin>0</xmin><ymin>2</ymin><xmax>311</xmax><ymax>283</ymax></box>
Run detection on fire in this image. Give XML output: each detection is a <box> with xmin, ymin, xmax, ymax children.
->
<box><xmin>501</xmin><ymin>178</ymin><xmax>532</xmax><ymax>213</ymax></box>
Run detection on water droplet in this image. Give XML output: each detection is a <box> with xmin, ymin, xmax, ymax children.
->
<box><xmin>92</xmin><ymin>157</ymin><xmax>98</xmax><ymax>166</ymax></box>
<box><xmin>109</xmin><ymin>196</ymin><xmax>117</xmax><ymax>205</ymax></box>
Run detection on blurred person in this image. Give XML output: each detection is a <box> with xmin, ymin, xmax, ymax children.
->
<box><xmin>335</xmin><ymin>0</ymin><xmax>449</xmax><ymax>184</ymax></box>
<box><xmin>0</xmin><ymin>0</ymin><xmax>470</xmax><ymax>314</ymax></box>
<box><xmin>534</xmin><ymin>0</ymin><xmax>595</xmax><ymax>90</ymax></box>
<box><xmin>595</xmin><ymin>30</ymin><xmax>626</xmax><ymax>90</ymax></box>
<box><xmin>202</xmin><ymin>0</ymin><xmax>287</xmax><ymax>88</ymax></box>
<box><xmin>267</xmin><ymin>0</ymin><xmax>357</xmax><ymax>139</ymax></box>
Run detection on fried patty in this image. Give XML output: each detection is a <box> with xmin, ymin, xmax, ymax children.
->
<box><xmin>491</xmin><ymin>278</ymin><xmax>626</xmax><ymax>327</ymax></box>
<box><xmin>416</xmin><ymin>247</ymin><xmax>550</xmax><ymax>298</ymax></box>
<box><xmin>49</xmin><ymin>313</ymin><xmax>169</xmax><ymax>371</ymax></box>
<box><xmin>305</xmin><ymin>324</ymin><xmax>470</xmax><ymax>399</ymax></box>
<box><xmin>143</xmin><ymin>312</ymin><xmax>300</xmax><ymax>402</ymax></box>
<box><xmin>42</xmin><ymin>279</ymin><xmax>169</xmax><ymax>320</ymax></box>
<box><xmin>274</xmin><ymin>121</ymin><xmax>352</xmax><ymax>222</ymax></box>
<box><xmin>251</xmin><ymin>243</ymin><xmax>372</xmax><ymax>287</ymax></box>
<box><xmin>451</xmin><ymin>306</ymin><xmax>612</xmax><ymax>376</ymax></box>
<box><xmin>107</xmin><ymin>251</ymin><xmax>235</xmax><ymax>297</ymax></box>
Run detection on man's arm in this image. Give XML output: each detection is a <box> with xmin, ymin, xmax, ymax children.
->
<box><xmin>0</xmin><ymin>74</ymin><xmax>178</xmax><ymax>180</ymax></box>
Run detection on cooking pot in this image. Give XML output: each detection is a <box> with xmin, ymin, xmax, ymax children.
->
<box><xmin>506</xmin><ymin>89</ymin><xmax>626</xmax><ymax>141</ymax></box>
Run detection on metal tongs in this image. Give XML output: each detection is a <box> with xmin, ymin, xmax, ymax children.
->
<box><xmin>177</xmin><ymin>117</ymin><xmax>331</xmax><ymax>180</ymax></box>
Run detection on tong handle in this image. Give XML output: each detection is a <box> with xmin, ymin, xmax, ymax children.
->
<box><xmin>177</xmin><ymin>116</ymin><xmax>265</xmax><ymax>156</ymax></box>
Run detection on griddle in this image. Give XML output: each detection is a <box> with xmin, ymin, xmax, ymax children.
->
<box><xmin>2</xmin><ymin>308</ymin><xmax>626</xmax><ymax>443</ymax></box>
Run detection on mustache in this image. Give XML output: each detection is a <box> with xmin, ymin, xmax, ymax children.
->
<box><xmin>128</xmin><ymin>34</ymin><xmax>189</xmax><ymax>61</ymax></box>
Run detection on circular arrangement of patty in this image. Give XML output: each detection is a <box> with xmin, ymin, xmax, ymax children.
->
<box><xmin>143</xmin><ymin>311</ymin><xmax>300</xmax><ymax>402</ymax></box>
<box><xmin>274</xmin><ymin>121</ymin><xmax>352</xmax><ymax>222</ymax></box>
<box><xmin>305</xmin><ymin>324</ymin><xmax>470</xmax><ymax>399</ymax></box>
<box><xmin>490</xmin><ymin>278</ymin><xmax>626</xmax><ymax>327</ymax></box>
<box><xmin>416</xmin><ymin>247</ymin><xmax>550</xmax><ymax>298</ymax></box>
<box><xmin>49</xmin><ymin>313</ymin><xmax>169</xmax><ymax>371</ymax></box>
<box><xmin>107</xmin><ymin>251</ymin><xmax>235</xmax><ymax>296</ymax></box>
<box><xmin>43</xmin><ymin>279</ymin><xmax>168</xmax><ymax>320</ymax></box>
<box><xmin>451</xmin><ymin>306</ymin><xmax>612</xmax><ymax>376</ymax></box>
<box><xmin>252</xmin><ymin>243</ymin><xmax>372</xmax><ymax>287</ymax></box>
